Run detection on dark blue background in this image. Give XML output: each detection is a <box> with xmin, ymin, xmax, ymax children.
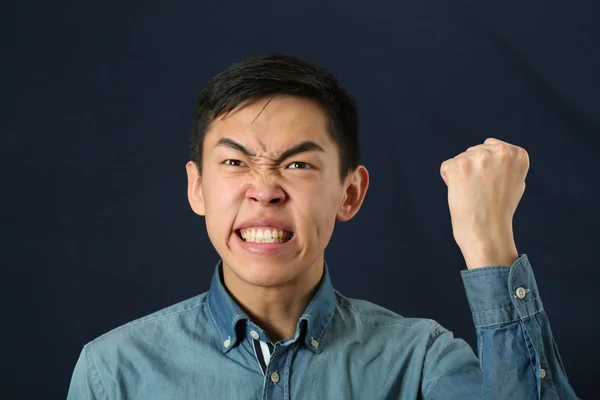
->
<box><xmin>3</xmin><ymin>1</ymin><xmax>598</xmax><ymax>398</ymax></box>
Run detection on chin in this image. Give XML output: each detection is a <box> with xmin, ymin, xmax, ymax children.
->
<box><xmin>228</xmin><ymin>259</ymin><xmax>300</xmax><ymax>288</ymax></box>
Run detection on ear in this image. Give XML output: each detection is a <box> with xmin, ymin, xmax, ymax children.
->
<box><xmin>186</xmin><ymin>161</ymin><xmax>205</xmax><ymax>216</ymax></box>
<box><xmin>336</xmin><ymin>165</ymin><xmax>369</xmax><ymax>222</ymax></box>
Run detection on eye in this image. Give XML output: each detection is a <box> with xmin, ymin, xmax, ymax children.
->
<box><xmin>223</xmin><ymin>159</ymin><xmax>247</xmax><ymax>167</ymax></box>
<box><xmin>287</xmin><ymin>161</ymin><xmax>312</xmax><ymax>169</ymax></box>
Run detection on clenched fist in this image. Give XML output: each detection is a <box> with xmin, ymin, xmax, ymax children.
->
<box><xmin>440</xmin><ymin>138</ymin><xmax>530</xmax><ymax>270</ymax></box>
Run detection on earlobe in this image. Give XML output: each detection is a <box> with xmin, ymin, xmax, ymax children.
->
<box><xmin>336</xmin><ymin>165</ymin><xmax>369</xmax><ymax>222</ymax></box>
<box><xmin>186</xmin><ymin>161</ymin><xmax>206</xmax><ymax>216</ymax></box>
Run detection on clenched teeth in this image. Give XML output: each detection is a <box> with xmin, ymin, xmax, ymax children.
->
<box><xmin>239</xmin><ymin>228</ymin><xmax>293</xmax><ymax>243</ymax></box>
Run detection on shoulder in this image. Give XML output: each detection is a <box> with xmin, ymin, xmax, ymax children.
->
<box><xmin>84</xmin><ymin>291</ymin><xmax>211</xmax><ymax>357</ymax></box>
<box><xmin>333</xmin><ymin>289</ymin><xmax>440</xmax><ymax>333</ymax></box>
<box><xmin>326</xmin><ymin>290</ymin><xmax>453</xmax><ymax>369</ymax></box>
<box><xmin>72</xmin><ymin>293</ymin><xmax>214</xmax><ymax>397</ymax></box>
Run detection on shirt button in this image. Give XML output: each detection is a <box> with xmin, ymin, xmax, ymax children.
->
<box><xmin>250</xmin><ymin>330</ymin><xmax>260</xmax><ymax>340</ymax></box>
<box><xmin>310</xmin><ymin>338</ymin><xmax>319</xmax><ymax>348</ymax></box>
<box><xmin>271</xmin><ymin>371</ymin><xmax>280</xmax><ymax>383</ymax></box>
<box><xmin>223</xmin><ymin>338</ymin><xmax>231</xmax><ymax>348</ymax></box>
<box><xmin>540</xmin><ymin>368</ymin><xmax>546</xmax><ymax>379</ymax></box>
<box><xmin>515</xmin><ymin>287</ymin><xmax>527</xmax><ymax>299</ymax></box>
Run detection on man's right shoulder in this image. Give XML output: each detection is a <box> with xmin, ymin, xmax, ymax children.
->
<box><xmin>68</xmin><ymin>292</ymin><xmax>222</xmax><ymax>398</ymax></box>
<box><xmin>84</xmin><ymin>291</ymin><xmax>212</xmax><ymax>352</ymax></box>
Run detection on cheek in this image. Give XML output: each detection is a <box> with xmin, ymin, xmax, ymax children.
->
<box><xmin>203</xmin><ymin>177</ymin><xmax>243</xmax><ymax>233</ymax></box>
<box><xmin>292</xmin><ymin>183</ymin><xmax>341</xmax><ymax>238</ymax></box>
<box><xmin>203</xmin><ymin>174</ymin><xmax>242</xmax><ymax>207</ymax></box>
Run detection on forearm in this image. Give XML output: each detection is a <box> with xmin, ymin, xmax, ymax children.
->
<box><xmin>461</xmin><ymin>254</ymin><xmax>579</xmax><ymax>399</ymax></box>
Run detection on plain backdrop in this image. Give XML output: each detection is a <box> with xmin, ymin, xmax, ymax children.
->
<box><xmin>2</xmin><ymin>0</ymin><xmax>599</xmax><ymax>398</ymax></box>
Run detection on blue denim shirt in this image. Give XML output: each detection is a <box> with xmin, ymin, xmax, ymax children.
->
<box><xmin>67</xmin><ymin>254</ymin><xmax>579</xmax><ymax>399</ymax></box>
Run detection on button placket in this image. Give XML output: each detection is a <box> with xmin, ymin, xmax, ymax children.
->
<box><xmin>270</xmin><ymin>371</ymin><xmax>280</xmax><ymax>383</ymax></box>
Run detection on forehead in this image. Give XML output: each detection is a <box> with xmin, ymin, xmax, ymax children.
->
<box><xmin>205</xmin><ymin>96</ymin><xmax>334</xmax><ymax>153</ymax></box>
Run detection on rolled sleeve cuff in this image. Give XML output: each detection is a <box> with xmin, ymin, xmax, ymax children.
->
<box><xmin>460</xmin><ymin>253</ymin><xmax>544</xmax><ymax>328</ymax></box>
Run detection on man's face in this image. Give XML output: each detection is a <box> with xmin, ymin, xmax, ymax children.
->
<box><xmin>187</xmin><ymin>95</ymin><xmax>365</xmax><ymax>288</ymax></box>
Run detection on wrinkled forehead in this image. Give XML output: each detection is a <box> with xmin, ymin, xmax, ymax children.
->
<box><xmin>206</xmin><ymin>96</ymin><xmax>334</xmax><ymax>155</ymax></box>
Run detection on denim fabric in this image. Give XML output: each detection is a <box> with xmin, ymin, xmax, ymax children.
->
<box><xmin>68</xmin><ymin>254</ymin><xmax>579</xmax><ymax>399</ymax></box>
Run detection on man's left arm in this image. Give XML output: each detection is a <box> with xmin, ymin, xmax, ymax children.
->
<box><xmin>461</xmin><ymin>253</ymin><xmax>579</xmax><ymax>399</ymax></box>
<box><xmin>438</xmin><ymin>138</ymin><xmax>580</xmax><ymax>399</ymax></box>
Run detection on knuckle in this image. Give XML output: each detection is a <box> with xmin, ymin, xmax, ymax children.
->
<box><xmin>441</xmin><ymin>158</ymin><xmax>453</xmax><ymax>169</ymax></box>
<box><xmin>472</xmin><ymin>149</ymin><xmax>488</xmax><ymax>164</ymax></box>
<box><xmin>456</xmin><ymin>156</ymin><xmax>470</xmax><ymax>169</ymax></box>
<box><xmin>517</xmin><ymin>146</ymin><xmax>529</xmax><ymax>158</ymax></box>
<box><xmin>496</xmin><ymin>143</ymin><xmax>511</xmax><ymax>156</ymax></box>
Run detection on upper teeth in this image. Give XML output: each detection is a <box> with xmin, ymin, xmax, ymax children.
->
<box><xmin>240</xmin><ymin>228</ymin><xmax>290</xmax><ymax>243</ymax></box>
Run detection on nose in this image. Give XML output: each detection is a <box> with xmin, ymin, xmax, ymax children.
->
<box><xmin>245</xmin><ymin>180</ymin><xmax>286</xmax><ymax>206</ymax></box>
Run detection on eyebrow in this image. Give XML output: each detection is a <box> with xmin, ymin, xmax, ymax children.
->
<box><xmin>214</xmin><ymin>137</ymin><xmax>326</xmax><ymax>164</ymax></box>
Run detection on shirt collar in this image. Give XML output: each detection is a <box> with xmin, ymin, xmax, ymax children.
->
<box><xmin>207</xmin><ymin>260</ymin><xmax>336</xmax><ymax>355</ymax></box>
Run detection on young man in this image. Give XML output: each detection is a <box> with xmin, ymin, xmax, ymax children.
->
<box><xmin>68</xmin><ymin>54</ymin><xmax>579</xmax><ymax>399</ymax></box>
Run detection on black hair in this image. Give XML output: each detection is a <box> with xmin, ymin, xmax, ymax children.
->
<box><xmin>190</xmin><ymin>53</ymin><xmax>360</xmax><ymax>182</ymax></box>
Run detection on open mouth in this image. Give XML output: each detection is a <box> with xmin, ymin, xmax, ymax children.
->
<box><xmin>236</xmin><ymin>228</ymin><xmax>294</xmax><ymax>243</ymax></box>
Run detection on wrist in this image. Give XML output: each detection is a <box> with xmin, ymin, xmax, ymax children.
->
<box><xmin>461</xmin><ymin>239</ymin><xmax>519</xmax><ymax>270</ymax></box>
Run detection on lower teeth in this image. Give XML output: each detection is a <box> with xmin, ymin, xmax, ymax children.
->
<box><xmin>240</xmin><ymin>232</ymin><xmax>293</xmax><ymax>243</ymax></box>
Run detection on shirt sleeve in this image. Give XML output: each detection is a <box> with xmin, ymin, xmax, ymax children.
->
<box><xmin>458</xmin><ymin>253</ymin><xmax>580</xmax><ymax>399</ymax></box>
<box><xmin>67</xmin><ymin>345</ymin><xmax>106</xmax><ymax>400</ymax></box>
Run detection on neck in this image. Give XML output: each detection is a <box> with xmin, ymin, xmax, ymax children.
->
<box><xmin>222</xmin><ymin>258</ymin><xmax>324</xmax><ymax>343</ymax></box>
